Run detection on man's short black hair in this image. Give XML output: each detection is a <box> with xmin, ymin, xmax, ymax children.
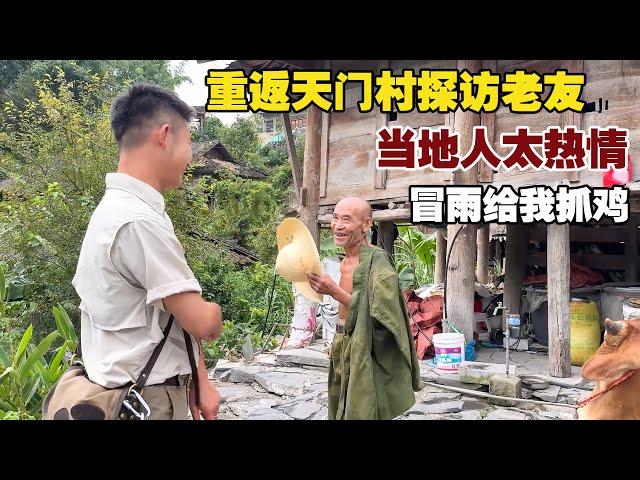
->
<box><xmin>110</xmin><ymin>83</ymin><xmax>194</xmax><ymax>149</ymax></box>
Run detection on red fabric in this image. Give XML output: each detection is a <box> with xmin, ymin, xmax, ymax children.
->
<box><xmin>415</xmin><ymin>326</ymin><xmax>442</xmax><ymax>359</ymax></box>
<box><xmin>474</xmin><ymin>296</ymin><xmax>483</xmax><ymax>313</ymax></box>
<box><xmin>403</xmin><ymin>291</ymin><xmax>443</xmax><ymax>360</ymax></box>
<box><xmin>602</xmin><ymin>155</ymin><xmax>632</xmax><ymax>187</ymax></box>
<box><xmin>524</xmin><ymin>261</ymin><xmax>605</xmax><ymax>288</ymax></box>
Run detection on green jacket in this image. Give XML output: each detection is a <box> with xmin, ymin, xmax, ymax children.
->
<box><xmin>328</xmin><ymin>244</ymin><xmax>423</xmax><ymax>420</ymax></box>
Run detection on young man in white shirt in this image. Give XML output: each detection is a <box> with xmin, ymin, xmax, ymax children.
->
<box><xmin>72</xmin><ymin>83</ymin><xmax>222</xmax><ymax>419</ymax></box>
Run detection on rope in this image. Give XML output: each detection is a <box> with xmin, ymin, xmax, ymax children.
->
<box><xmin>575</xmin><ymin>370</ymin><xmax>637</xmax><ymax>409</ymax></box>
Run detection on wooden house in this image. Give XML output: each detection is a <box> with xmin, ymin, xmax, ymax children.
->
<box><xmin>228</xmin><ymin>59</ymin><xmax>640</xmax><ymax>378</ymax></box>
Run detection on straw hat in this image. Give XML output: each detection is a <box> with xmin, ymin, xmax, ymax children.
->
<box><xmin>275</xmin><ymin>218</ymin><xmax>324</xmax><ymax>303</ymax></box>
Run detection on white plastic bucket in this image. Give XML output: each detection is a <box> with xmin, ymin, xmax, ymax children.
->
<box><xmin>433</xmin><ymin>333</ymin><xmax>465</xmax><ymax>373</ymax></box>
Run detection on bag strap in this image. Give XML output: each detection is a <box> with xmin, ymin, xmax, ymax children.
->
<box><xmin>183</xmin><ymin>329</ymin><xmax>200</xmax><ymax>408</ymax></box>
<box><xmin>134</xmin><ymin>315</ymin><xmax>175</xmax><ymax>389</ymax></box>
<box><xmin>76</xmin><ymin>314</ymin><xmax>198</xmax><ymax>401</ymax></box>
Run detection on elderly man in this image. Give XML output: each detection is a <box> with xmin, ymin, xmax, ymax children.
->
<box><xmin>307</xmin><ymin>197</ymin><xmax>421</xmax><ymax>420</ymax></box>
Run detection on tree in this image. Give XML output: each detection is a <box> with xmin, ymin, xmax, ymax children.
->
<box><xmin>0</xmin><ymin>70</ymin><xmax>296</xmax><ymax>362</ymax></box>
<box><xmin>0</xmin><ymin>61</ymin><xmax>31</xmax><ymax>92</ymax></box>
<box><xmin>192</xmin><ymin>115</ymin><xmax>224</xmax><ymax>142</ymax></box>
<box><xmin>0</xmin><ymin>71</ymin><xmax>205</xmax><ymax>336</ymax></box>
<box><xmin>0</xmin><ymin>60</ymin><xmax>188</xmax><ymax>112</ymax></box>
<box><xmin>216</xmin><ymin>116</ymin><xmax>263</xmax><ymax>167</ymax></box>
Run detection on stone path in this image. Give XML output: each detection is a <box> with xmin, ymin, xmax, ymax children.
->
<box><xmin>210</xmin><ymin>342</ymin><xmax>584</xmax><ymax>420</ymax></box>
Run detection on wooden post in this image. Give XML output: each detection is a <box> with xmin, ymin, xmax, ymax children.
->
<box><xmin>319</xmin><ymin>60</ymin><xmax>331</xmax><ymax>199</ymax></box>
<box><xmin>476</xmin><ymin>225</ymin><xmax>490</xmax><ymax>284</ymax></box>
<box><xmin>378</xmin><ymin>221</ymin><xmax>395</xmax><ymax>257</ymax></box>
<box><xmin>504</xmin><ymin>224</ymin><xmax>528</xmax><ymax>317</ymax></box>
<box><xmin>445</xmin><ymin>59</ymin><xmax>482</xmax><ymax>343</ymax></box>
<box><xmin>446</xmin><ymin>224</ymin><xmax>477</xmax><ymax>341</ymax></box>
<box><xmin>282</xmin><ymin>112</ymin><xmax>303</xmax><ymax>201</ymax></box>
<box><xmin>434</xmin><ymin>229</ymin><xmax>446</xmax><ymax>284</ymax></box>
<box><xmin>562</xmin><ymin>60</ymin><xmax>585</xmax><ymax>183</ymax></box>
<box><xmin>300</xmin><ymin>105</ymin><xmax>322</xmax><ymax>248</ymax></box>
<box><xmin>547</xmin><ymin>223</ymin><xmax>571</xmax><ymax>378</ymax></box>
<box><xmin>495</xmin><ymin>238</ymin><xmax>504</xmax><ymax>274</ymax></box>
<box><xmin>374</xmin><ymin>60</ymin><xmax>391</xmax><ymax>190</ymax></box>
<box><xmin>625</xmin><ymin>216</ymin><xmax>639</xmax><ymax>282</ymax></box>
<box><xmin>478</xmin><ymin>59</ymin><xmax>497</xmax><ymax>184</ymax></box>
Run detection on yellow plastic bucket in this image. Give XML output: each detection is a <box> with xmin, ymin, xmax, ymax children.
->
<box><xmin>569</xmin><ymin>298</ymin><xmax>601</xmax><ymax>366</ymax></box>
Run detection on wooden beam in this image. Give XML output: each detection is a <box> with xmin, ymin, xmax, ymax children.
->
<box><xmin>445</xmin><ymin>59</ymin><xmax>482</xmax><ymax>343</ymax></box>
<box><xmin>504</xmin><ymin>224</ymin><xmax>528</xmax><ymax>317</ymax></box>
<box><xmin>547</xmin><ymin>223</ymin><xmax>572</xmax><ymax>378</ymax></box>
<box><xmin>378</xmin><ymin>221</ymin><xmax>395</xmax><ymax>256</ymax></box>
<box><xmin>370</xmin><ymin>208</ymin><xmax>410</xmax><ymax>222</ymax></box>
<box><xmin>434</xmin><ymin>229</ymin><xmax>446</xmax><ymax>284</ymax></box>
<box><xmin>319</xmin><ymin>110</ymin><xmax>330</xmax><ymax>198</ymax></box>
<box><xmin>416</xmin><ymin>224</ymin><xmax>434</xmax><ymax>235</ymax></box>
<box><xmin>282</xmin><ymin>112</ymin><xmax>303</xmax><ymax>200</ymax></box>
<box><xmin>528</xmin><ymin>252</ymin><xmax>626</xmax><ymax>270</ymax></box>
<box><xmin>625</xmin><ymin>216</ymin><xmax>639</xmax><ymax>281</ymax></box>
<box><xmin>318</xmin><ymin>208</ymin><xmax>410</xmax><ymax>224</ymax></box>
<box><xmin>478</xmin><ymin>59</ymin><xmax>496</xmax><ymax>183</ymax></box>
<box><xmin>445</xmin><ymin>224</ymin><xmax>477</xmax><ymax>340</ymax></box>
<box><xmin>495</xmin><ymin>238</ymin><xmax>504</xmax><ymax>274</ymax></box>
<box><xmin>300</xmin><ymin>105</ymin><xmax>322</xmax><ymax>248</ymax></box>
<box><xmin>319</xmin><ymin>196</ymin><xmax>411</xmax><ymax>213</ymax></box>
<box><xmin>374</xmin><ymin>60</ymin><xmax>390</xmax><ymax>190</ymax></box>
<box><xmin>319</xmin><ymin>60</ymin><xmax>331</xmax><ymax>198</ymax></box>
<box><xmin>476</xmin><ymin>225</ymin><xmax>490</xmax><ymax>284</ymax></box>
<box><xmin>527</xmin><ymin>225</ymin><xmax>627</xmax><ymax>243</ymax></box>
<box><xmin>445</xmin><ymin>111</ymin><xmax>456</xmax><ymax>184</ymax></box>
<box><xmin>562</xmin><ymin>59</ymin><xmax>584</xmax><ymax>183</ymax></box>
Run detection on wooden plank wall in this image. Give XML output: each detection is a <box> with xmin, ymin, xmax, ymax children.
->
<box><xmin>580</xmin><ymin>60</ymin><xmax>640</xmax><ymax>186</ymax></box>
<box><xmin>321</xmin><ymin>59</ymin><xmax>450</xmax><ymax>206</ymax></box>
<box><xmin>322</xmin><ymin>60</ymin><xmax>640</xmax><ymax>207</ymax></box>
<box><xmin>321</xmin><ymin>60</ymin><xmax>378</xmax><ymax>206</ymax></box>
<box><xmin>492</xmin><ymin>60</ymin><xmax>574</xmax><ymax>188</ymax></box>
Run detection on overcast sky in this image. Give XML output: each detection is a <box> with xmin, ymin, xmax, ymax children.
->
<box><xmin>170</xmin><ymin>60</ymin><xmax>252</xmax><ymax>125</ymax></box>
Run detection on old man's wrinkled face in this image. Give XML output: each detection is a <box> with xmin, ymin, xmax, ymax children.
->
<box><xmin>331</xmin><ymin>200</ymin><xmax>370</xmax><ymax>249</ymax></box>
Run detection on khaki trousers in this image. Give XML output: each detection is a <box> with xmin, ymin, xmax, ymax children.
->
<box><xmin>141</xmin><ymin>375</ymin><xmax>192</xmax><ymax>420</ymax></box>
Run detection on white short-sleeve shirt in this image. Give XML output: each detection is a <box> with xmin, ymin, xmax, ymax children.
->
<box><xmin>72</xmin><ymin>173</ymin><xmax>202</xmax><ymax>388</ymax></box>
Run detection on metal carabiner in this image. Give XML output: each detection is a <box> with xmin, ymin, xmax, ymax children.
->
<box><xmin>122</xmin><ymin>389</ymin><xmax>151</xmax><ymax>420</ymax></box>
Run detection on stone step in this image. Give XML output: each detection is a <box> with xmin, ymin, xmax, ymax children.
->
<box><xmin>458</xmin><ymin>361</ymin><xmax>518</xmax><ymax>385</ymax></box>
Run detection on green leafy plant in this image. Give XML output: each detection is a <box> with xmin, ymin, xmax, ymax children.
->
<box><xmin>394</xmin><ymin>226</ymin><xmax>436</xmax><ymax>290</ymax></box>
<box><xmin>320</xmin><ymin>232</ymin><xmax>342</xmax><ymax>260</ymax></box>
<box><xmin>492</xmin><ymin>256</ymin><xmax>503</xmax><ymax>278</ymax></box>
<box><xmin>1</xmin><ymin>266</ymin><xmax>77</xmax><ymax>419</ymax></box>
<box><xmin>0</xmin><ymin>314</ymin><xmax>77</xmax><ymax>419</ymax></box>
<box><xmin>1</xmin><ymin>68</ymin><xmax>297</xmax><ymax>374</ymax></box>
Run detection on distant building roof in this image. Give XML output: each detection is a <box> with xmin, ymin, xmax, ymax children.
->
<box><xmin>188</xmin><ymin>231</ymin><xmax>259</xmax><ymax>266</ymax></box>
<box><xmin>191</xmin><ymin>140</ymin><xmax>267</xmax><ymax>180</ymax></box>
<box><xmin>226</xmin><ymin>60</ymin><xmax>322</xmax><ymax>72</ymax></box>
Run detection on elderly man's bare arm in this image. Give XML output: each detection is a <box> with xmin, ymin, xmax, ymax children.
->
<box><xmin>307</xmin><ymin>272</ymin><xmax>353</xmax><ymax>309</ymax></box>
